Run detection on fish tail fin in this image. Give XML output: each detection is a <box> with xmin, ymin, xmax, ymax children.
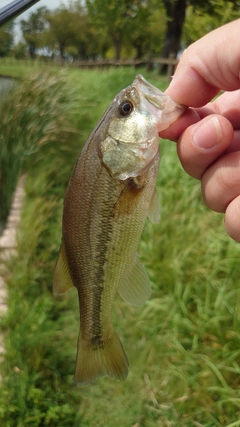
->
<box><xmin>75</xmin><ymin>331</ymin><xmax>129</xmax><ymax>385</ymax></box>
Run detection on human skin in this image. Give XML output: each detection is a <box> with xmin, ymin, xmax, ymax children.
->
<box><xmin>159</xmin><ymin>19</ymin><xmax>240</xmax><ymax>242</ymax></box>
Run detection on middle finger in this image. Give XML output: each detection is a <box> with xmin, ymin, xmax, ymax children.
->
<box><xmin>202</xmin><ymin>150</ymin><xmax>240</xmax><ymax>213</ymax></box>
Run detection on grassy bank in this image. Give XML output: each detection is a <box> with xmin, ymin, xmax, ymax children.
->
<box><xmin>0</xmin><ymin>58</ymin><xmax>63</xmax><ymax>80</ymax></box>
<box><xmin>0</xmin><ymin>65</ymin><xmax>240</xmax><ymax>426</ymax></box>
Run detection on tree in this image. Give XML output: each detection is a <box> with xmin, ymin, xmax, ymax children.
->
<box><xmin>161</xmin><ymin>0</ymin><xmax>240</xmax><ymax>62</ymax></box>
<box><xmin>45</xmin><ymin>7</ymin><xmax>77</xmax><ymax>59</ymax></box>
<box><xmin>125</xmin><ymin>2</ymin><xmax>166</xmax><ymax>59</ymax></box>
<box><xmin>87</xmin><ymin>0</ymin><xmax>151</xmax><ymax>60</ymax></box>
<box><xmin>20</xmin><ymin>7</ymin><xmax>49</xmax><ymax>58</ymax></box>
<box><xmin>12</xmin><ymin>41</ymin><xmax>27</xmax><ymax>59</ymax></box>
<box><xmin>161</xmin><ymin>0</ymin><xmax>186</xmax><ymax>60</ymax></box>
<box><xmin>0</xmin><ymin>22</ymin><xmax>14</xmax><ymax>57</ymax></box>
<box><xmin>42</xmin><ymin>0</ymin><xmax>109</xmax><ymax>60</ymax></box>
<box><xmin>65</xmin><ymin>1</ymin><xmax>110</xmax><ymax>60</ymax></box>
<box><xmin>125</xmin><ymin>2</ymin><xmax>153</xmax><ymax>59</ymax></box>
<box><xmin>183</xmin><ymin>0</ymin><xmax>240</xmax><ymax>46</ymax></box>
<box><xmin>146</xmin><ymin>6</ymin><xmax>166</xmax><ymax>57</ymax></box>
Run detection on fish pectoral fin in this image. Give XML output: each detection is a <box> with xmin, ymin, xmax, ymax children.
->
<box><xmin>53</xmin><ymin>243</ymin><xmax>74</xmax><ymax>295</ymax></box>
<box><xmin>148</xmin><ymin>189</ymin><xmax>160</xmax><ymax>224</ymax></box>
<box><xmin>118</xmin><ymin>256</ymin><xmax>151</xmax><ymax>306</ymax></box>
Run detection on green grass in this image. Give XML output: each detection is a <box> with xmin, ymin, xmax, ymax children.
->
<box><xmin>0</xmin><ymin>58</ymin><xmax>63</xmax><ymax>80</ymax></box>
<box><xmin>0</xmin><ymin>69</ymin><xmax>78</xmax><ymax>231</ymax></box>
<box><xmin>0</xmin><ymin>63</ymin><xmax>240</xmax><ymax>426</ymax></box>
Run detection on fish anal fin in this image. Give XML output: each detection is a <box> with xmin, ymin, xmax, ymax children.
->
<box><xmin>75</xmin><ymin>330</ymin><xmax>129</xmax><ymax>385</ymax></box>
<box><xmin>53</xmin><ymin>243</ymin><xmax>74</xmax><ymax>295</ymax></box>
<box><xmin>118</xmin><ymin>256</ymin><xmax>151</xmax><ymax>306</ymax></box>
<box><xmin>148</xmin><ymin>189</ymin><xmax>160</xmax><ymax>224</ymax></box>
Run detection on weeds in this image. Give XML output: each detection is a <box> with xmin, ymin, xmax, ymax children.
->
<box><xmin>0</xmin><ymin>71</ymin><xmax>77</xmax><ymax>232</ymax></box>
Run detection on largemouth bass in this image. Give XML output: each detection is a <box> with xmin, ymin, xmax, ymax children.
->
<box><xmin>53</xmin><ymin>75</ymin><xmax>185</xmax><ymax>385</ymax></box>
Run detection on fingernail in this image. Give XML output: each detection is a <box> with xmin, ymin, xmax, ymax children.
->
<box><xmin>193</xmin><ymin>116</ymin><xmax>222</xmax><ymax>149</ymax></box>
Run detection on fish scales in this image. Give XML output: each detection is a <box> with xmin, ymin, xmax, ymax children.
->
<box><xmin>53</xmin><ymin>75</ymin><xmax>185</xmax><ymax>385</ymax></box>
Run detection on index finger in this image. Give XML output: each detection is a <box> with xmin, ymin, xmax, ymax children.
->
<box><xmin>160</xmin><ymin>89</ymin><xmax>240</xmax><ymax>141</ymax></box>
<box><xmin>165</xmin><ymin>20</ymin><xmax>240</xmax><ymax>107</ymax></box>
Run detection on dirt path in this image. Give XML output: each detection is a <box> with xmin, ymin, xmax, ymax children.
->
<box><xmin>0</xmin><ymin>176</ymin><xmax>26</xmax><ymax>358</ymax></box>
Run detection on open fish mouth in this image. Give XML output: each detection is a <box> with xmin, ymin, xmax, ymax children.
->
<box><xmin>133</xmin><ymin>74</ymin><xmax>186</xmax><ymax>129</ymax></box>
<box><xmin>133</xmin><ymin>74</ymin><xmax>167</xmax><ymax>110</ymax></box>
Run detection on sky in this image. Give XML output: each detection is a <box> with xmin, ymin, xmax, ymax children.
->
<box><xmin>0</xmin><ymin>0</ymin><xmax>69</xmax><ymax>40</ymax></box>
<box><xmin>0</xmin><ymin>0</ymin><xmax>67</xmax><ymax>17</ymax></box>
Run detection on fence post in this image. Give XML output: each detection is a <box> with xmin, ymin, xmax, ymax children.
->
<box><xmin>167</xmin><ymin>53</ymin><xmax>175</xmax><ymax>80</ymax></box>
<box><xmin>146</xmin><ymin>54</ymin><xmax>154</xmax><ymax>72</ymax></box>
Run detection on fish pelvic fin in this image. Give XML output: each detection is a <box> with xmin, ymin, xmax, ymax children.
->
<box><xmin>53</xmin><ymin>243</ymin><xmax>74</xmax><ymax>295</ymax></box>
<box><xmin>75</xmin><ymin>330</ymin><xmax>129</xmax><ymax>385</ymax></box>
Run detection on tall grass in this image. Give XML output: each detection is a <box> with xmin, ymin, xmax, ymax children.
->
<box><xmin>0</xmin><ymin>66</ymin><xmax>240</xmax><ymax>426</ymax></box>
<box><xmin>0</xmin><ymin>71</ymin><xmax>77</xmax><ymax>231</ymax></box>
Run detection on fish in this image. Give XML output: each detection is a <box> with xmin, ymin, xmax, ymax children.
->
<box><xmin>53</xmin><ymin>74</ymin><xmax>185</xmax><ymax>385</ymax></box>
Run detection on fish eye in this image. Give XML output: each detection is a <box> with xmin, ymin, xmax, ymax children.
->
<box><xmin>119</xmin><ymin>101</ymin><xmax>134</xmax><ymax>116</ymax></box>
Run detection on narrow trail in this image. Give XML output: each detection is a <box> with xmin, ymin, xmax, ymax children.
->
<box><xmin>0</xmin><ymin>176</ymin><xmax>26</xmax><ymax>360</ymax></box>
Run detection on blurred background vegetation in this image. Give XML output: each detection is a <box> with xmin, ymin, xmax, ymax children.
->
<box><xmin>0</xmin><ymin>1</ymin><xmax>240</xmax><ymax>426</ymax></box>
<box><xmin>0</xmin><ymin>0</ymin><xmax>239</xmax><ymax>61</ymax></box>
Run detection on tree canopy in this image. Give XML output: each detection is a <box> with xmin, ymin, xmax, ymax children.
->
<box><xmin>0</xmin><ymin>22</ymin><xmax>14</xmax><ymax>57</ymax></box>
<box><xmin>2</xmin><ymin>0</ymin><xmax>239</xmax><ymax>61</ymax></box>
<box><xmin>20</xmin><ymin>6</ymin><xmax>48</xmax><ymax>58</ymax></box>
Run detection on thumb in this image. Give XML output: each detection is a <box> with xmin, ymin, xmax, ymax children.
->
<box><xmin>177</xmin><ymin>115</ymin><xmax>234</xmax><ymax>180</ymax></box>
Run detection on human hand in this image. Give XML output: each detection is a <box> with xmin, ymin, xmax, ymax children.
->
<box><xmin>160</xmin><ymin>19</ymin><xmax>240</xmax><ymax>242</ymax></box>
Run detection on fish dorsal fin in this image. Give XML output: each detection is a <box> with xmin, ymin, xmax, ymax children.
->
<box><xmin>148</xmin><ymin>189</ymin><xmax>160</xmax><ymax>224</ymax></box>
<box><xmin>118</xmin><ymin>256</ymin><xmax>151</xmax><ymax>306</ymax></box>
<box><xmin>53</xmin><ymin>243</ymin><xmax>74</xmax><ymax>295</ymax></box>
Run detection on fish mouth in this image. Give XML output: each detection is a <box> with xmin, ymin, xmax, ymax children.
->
<box><xmin>133</xmin><ymin>74</ymin><xmax>186</xmax><ymax>128</ymax></box>
<box><xmin>133</xmin><ymin>74</ymin><xmax>167</xmax><ymax>110</ymax></box>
